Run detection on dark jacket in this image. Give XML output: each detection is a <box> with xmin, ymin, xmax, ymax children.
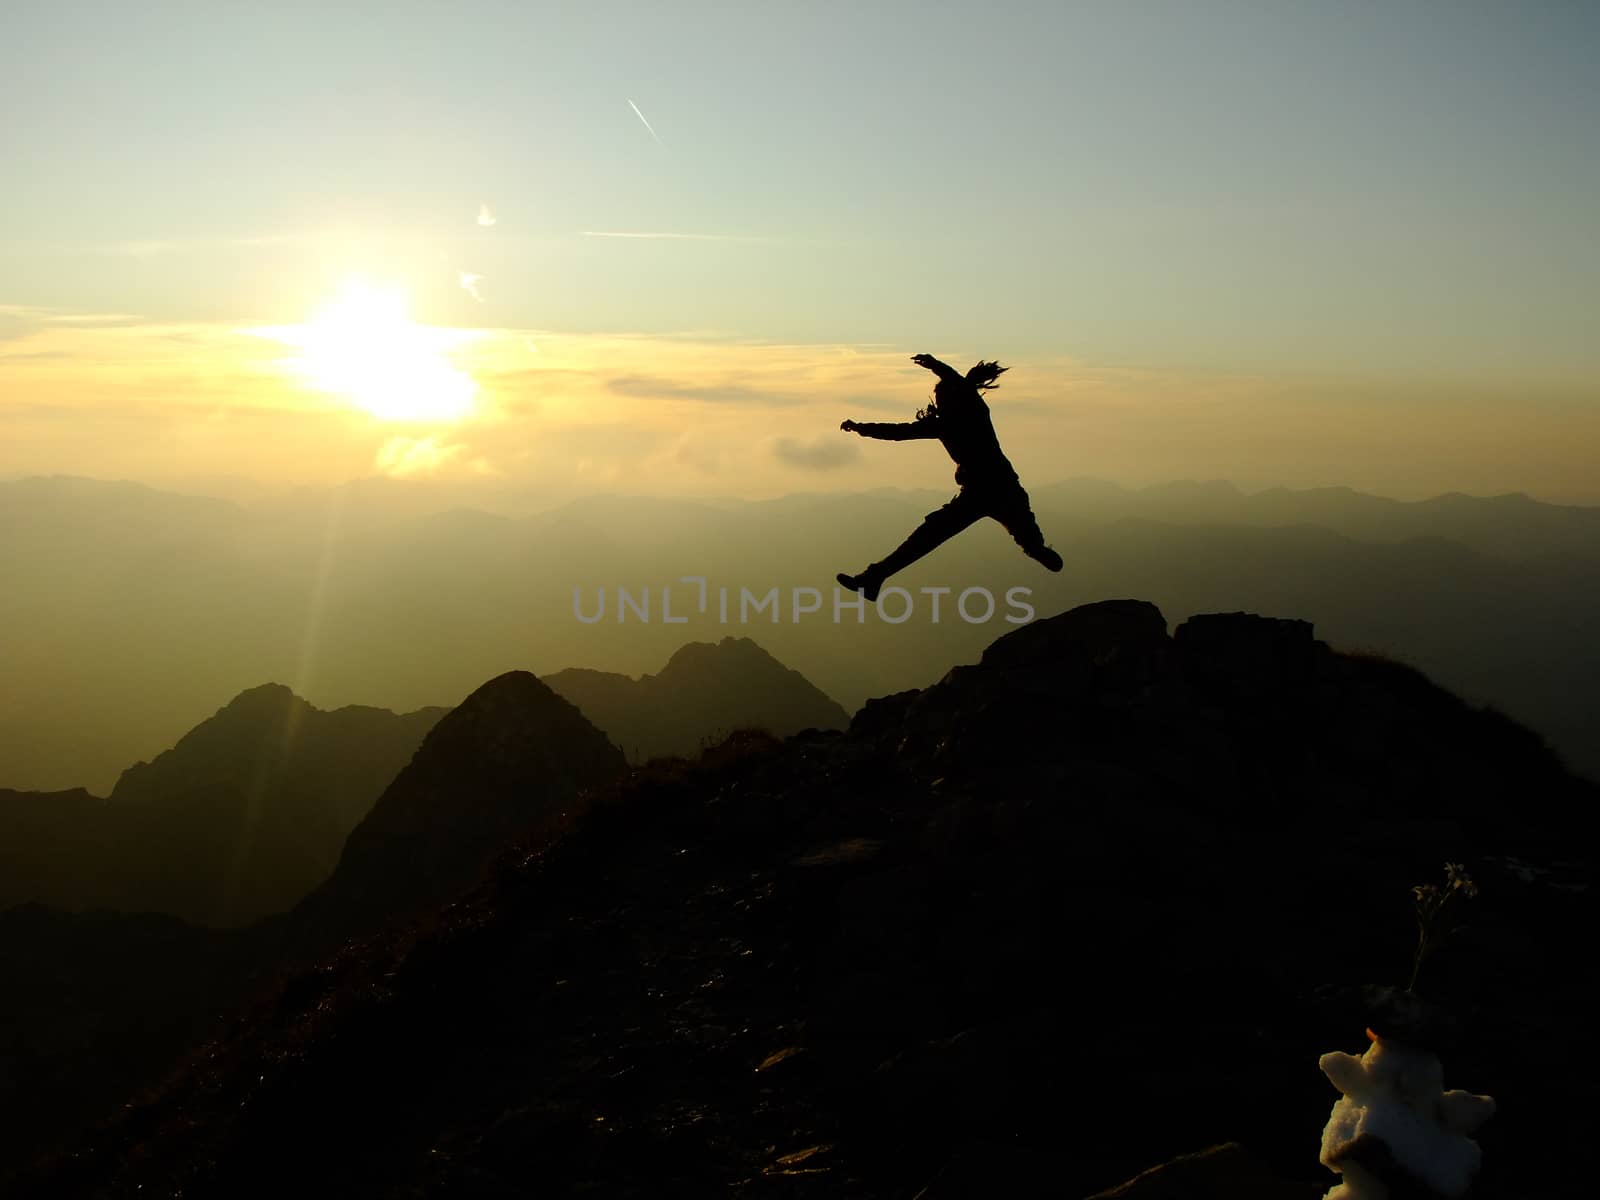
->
<box><xmin>852</xmin><ymin>390</ymin><xmax>1019</xmax><ymax>489</ymax></box>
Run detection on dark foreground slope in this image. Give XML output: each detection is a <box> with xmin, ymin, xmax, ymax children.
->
<box><xmin>0</xmin><ymin>672</ymin><xmax>623</xmax><ymax>1183</ymax></box>
<box><xmin>0</xmin><ymin>905</ymin><xmax>250</xmax><ymax>1180</ymax></box>
<box><xmin>14</xmin><ymin>602</ymin><xmax>1596</xmax><ymax>1199</ymax></box>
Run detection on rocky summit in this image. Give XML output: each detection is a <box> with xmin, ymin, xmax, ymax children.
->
<box><xmin>12</xmin><ymin>602</ymin><xmax>1595</xmax><ymax>1199</ymax></box>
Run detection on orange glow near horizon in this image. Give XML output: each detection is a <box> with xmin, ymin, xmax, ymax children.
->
<box><xmin>3</xmin><ymin>307</ymin><xmax>1599</xmax><ymax>503</ymax></box>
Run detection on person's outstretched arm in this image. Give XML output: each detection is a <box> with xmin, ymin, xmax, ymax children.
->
<box><xmin>841</xmin><ymin>416</ymin><xmax>938</xmax><ymax>440</ymax></box>
<box><xmin>911</xmin><ymin>352</ymin><xmax>963</xmax><ymax>384</ymax></box>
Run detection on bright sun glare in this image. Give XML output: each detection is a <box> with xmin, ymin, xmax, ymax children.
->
<box><xmin>252</xmin><ymin>280</ymin><xmax>479</xmax><ymax>422</ymax></box>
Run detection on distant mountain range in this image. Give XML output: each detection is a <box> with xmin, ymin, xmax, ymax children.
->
<box><xmin>2</xmin><ymin>473</ymin><xmax>1596</xmax><ymax>798</ymax></box>
<box><xmin>4</xmin><ymin>601</ymin><xmax>1592</xmax><ymax>1197</ymax></box>
<box><xmin>0</xmin><ymin>687</ymin><xmax>446</xmax><ymax>926</ymax></box>
<box><xmin>1029</xmin><ymin>477</ymin><xmax>1600</xmax><ymax>562</ymax></box>
<box><xmin>0</xmin><ymin>638</ymin><xmax>851</xmax><ymax>928</ymax></box>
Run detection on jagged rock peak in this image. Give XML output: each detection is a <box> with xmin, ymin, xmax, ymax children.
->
<box><xmin>220</xmin><ymin>681</ymin><xmax>300</xmax><ymax>709</ymax></box>
<box><xmin>343</xmin><ymin>670</ymin><xmax>624</xmax><ymax>837</ymax></box>
<box><xmin>384</xmin><ymin>672</ymin><xmax>620</xmax><ymax>790</ymax></box>
<box><xmin>186</xmin><ymin>683</ymin><xmax>315</xmax><ymax>729</ymax></box>
<box><xmin>662</xmin><ymin>636</ymin><xmax>782</xmax><ymax>671</ymax></box>
<box><xmin>450</xmin><ymin>669</ymin><xmax>586</xmax><ymax>718</ymax></box>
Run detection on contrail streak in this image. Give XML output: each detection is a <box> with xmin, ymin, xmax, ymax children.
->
<box><xmin>627</xmin><ymin>98</ymin><xmax>663</xmax><ymax>145</ymax></box>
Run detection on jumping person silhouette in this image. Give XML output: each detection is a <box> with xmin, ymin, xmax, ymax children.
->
<box><xmin>835</xmin><ymin>353</ymin><xmax>1063</xmax><ymax>601</ymax></box>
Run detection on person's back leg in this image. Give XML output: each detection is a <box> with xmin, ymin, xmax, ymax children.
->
<box><xmin>989</xmin><ymin>485</ymin><xmax>1063</xmax><ymax>572</ymax></box>
<box><xmin>837</xmin><ymin>491</ymin><xmax>986</xmax><ymax>601</ymax></box>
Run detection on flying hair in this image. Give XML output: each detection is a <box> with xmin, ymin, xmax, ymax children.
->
<box><xmin>964</xmin><ymin>360</ymin><xmax>1009</xmax><ymax>391</ymax></box>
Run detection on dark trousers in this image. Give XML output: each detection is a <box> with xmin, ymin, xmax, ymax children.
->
<box><xmin>870</xmin><ymin>481</ymin><xmax>1048</xmax><ymax>581</ymax></box>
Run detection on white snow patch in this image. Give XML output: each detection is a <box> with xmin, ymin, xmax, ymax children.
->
<box><xmin>1319</xmin><ymin>1036</ymin><xmax>1494</xmax><ymax>1199</ymax></box>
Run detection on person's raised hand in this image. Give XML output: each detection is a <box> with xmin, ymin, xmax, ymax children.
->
<box><xmin>910</xmin><ymin>353</ymin><xmax>940</xmax><ymax>372</ymax></box>
<box><xmin>840</xmin><ymin>419</ymin><xmax>859</xmax><ymax>433</ymax></box>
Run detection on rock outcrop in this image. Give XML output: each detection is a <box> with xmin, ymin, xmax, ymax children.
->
<box><xmin>1085</xmin><ymin>1143</ymin><xmax>1324</xmax><ymax>1199</ymax></box>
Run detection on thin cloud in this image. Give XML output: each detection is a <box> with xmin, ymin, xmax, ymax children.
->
<box><xmin>773</xmin><ymin>435</ymin><xmax>861</xmax><ymax>471</ymax></box>
<box><xmin>375</xmin><ymin>435</ymin><xmax>468</xmax><ymax>478</ymax></box>
<box><xmin>606</xmin><ymin>374</ymin><xmax>802</xmax><ymax>407</ymax></box>
<box><xmin>44</xmin><ymin>312</ymin><xmax>144</xmax><ymax>325</ymax></box>
<box><xmin>627</xmin><ymin>98</ymin><xmax>663</xmax><ymax>146</ymax></box>
<box><xmin>459</xmin><ymin>272</ymin><xmax>485</xmax><ymax>303</ymax></box>
<box><xmin>1</xmin><ymin>307</ymin><xmax>143</xmax><ymax>343</ymax></box>
<box><xmin>477</xmin><ymin>203</ymin><xmax>496</xmax><ymax>227</ymax></box>
<box><xmin>0</xmin><ymin>323</ymin><xmax>30</xmax><ymax>345</ymax></box>
<box><xmin>62</xmin><ymin>230</ymin><xmax>333</xmax><ymax>259</ymax></box>
<box><xmin>580</xmin><ymin>231</ymin><xmax>771</xmax><ymax>242</ymax></box>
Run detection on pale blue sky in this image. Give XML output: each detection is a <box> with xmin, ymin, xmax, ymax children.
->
<box><xmin>4</xmin><ymin>0</ymin><xmax>1595</xmax><ymax>381</ymax></box>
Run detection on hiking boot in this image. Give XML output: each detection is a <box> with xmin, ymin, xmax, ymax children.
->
<box><xmin>835</xmin><ymin>571</ymin><xmax>882</xmax><ymax>602</ymax></box>
<box><xmin>1030</xmin><ymin>545</ymin><xmax>1064</xmax><ymax>572</ymax></box>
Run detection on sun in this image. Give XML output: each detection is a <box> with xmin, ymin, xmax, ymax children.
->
<box><xmin>252</xmin><ymin>279</ymin><xmax>479</xmax><ymax>422</ymax></box>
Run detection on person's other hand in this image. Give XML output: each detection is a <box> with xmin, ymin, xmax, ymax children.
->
<box><xmin>840</xmin><ymin>419</ymin><xmax>859</xmax><ymax>433</ymax></box>
<box><xmin>910</xmin><ymin>353</ymin><xmax>940</xmax><ymax>371</ymax></box>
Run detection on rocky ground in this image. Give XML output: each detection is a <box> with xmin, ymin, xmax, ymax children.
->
<box><xmin>11</xmin><ymin>601</ymin><xmax>1595</xmax><ymax>1198</ymax></box>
